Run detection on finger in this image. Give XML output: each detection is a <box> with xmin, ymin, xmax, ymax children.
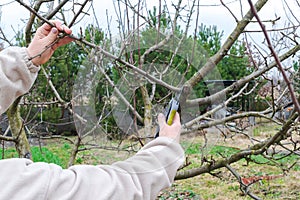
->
<box><xmin>172</xmin><ymin>112</ymin><xmax>181</xmax><ymax>124</ymax></box>
<box><xmin>158</xmin><ymin>113</ymin><xmax>166</xmax><ymax>128</ymax></box>
<box><xmin>62</xmin><ymin>25</ymin><xmax>72</xmax><ymax>35</ymax></box>
<box><xmin>44</xmin><ymin>27</ymin><xmax>59</xmax><ymax>46</ymax></box>
<box><xmin>51</xmin><ymin>20</ymin><xmax>63</xmax><ymax>31</ymax></box>
<box><xmin>52</xmin><ymin>36</ymin><xmax>74</xmax><ymax>50</ymax></box>
<box><xmin>40</xmin><ymin>23</ymin><xmax>52</xmax><ymax>32</ymax></box>
<box><xmin>36</xmin><ymin>22</ymin><xmax>53</xmax><ymax>37</ymax></box>
<box><xmin>39</xmin><ymin>21</ymin><xmax>63</xmax><ymax>35</ymax></box>
<box><xmin>52</xmin><ymin>21</ymin><xmax>72</xmax><ymax>35</ymax></box>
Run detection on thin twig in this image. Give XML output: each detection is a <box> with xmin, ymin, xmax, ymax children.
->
<box><xmin>225</xmin><ymin>164</ymin><xmax>262</xmax><ymax>200</ymax></box>
<box><xmin>247</xmin><ymin>0</ymin><xmax>300</xmax><ymax>116</ymax></box>
<box><xmin>220</xmin><ymin>0</ymin><xmax>238</xmax><ymax>22</ymax></box>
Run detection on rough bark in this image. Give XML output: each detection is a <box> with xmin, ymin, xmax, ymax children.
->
<box><xmin>7</xmin><ymin>97</ymin><xmax>31</xmax><ymax>159</ymax></box>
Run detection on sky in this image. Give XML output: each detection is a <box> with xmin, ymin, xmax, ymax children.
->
<box><xmin>0</xmin><ymin>0</ymin><xmax>299</xmax><ymax>47</ymax></box>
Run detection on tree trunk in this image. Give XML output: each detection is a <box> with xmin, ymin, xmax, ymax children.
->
<box><xmin>7</xmin><ymin>97</ymin><xmax>31</xmax><ymax>159</ymax></box>
<box><xmin>140</xmin><ymin>85</ymin><xmax>153</xmax><ymax>138</ymax></box>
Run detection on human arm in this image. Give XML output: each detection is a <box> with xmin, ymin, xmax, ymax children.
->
<box><xmin>0</xmin><ymin>138</ymin><xmax>184</xmax><ymax>200</ymax></box>
<box><xmin>0</xmin><ymin>113</ymin><xmax>184</xmax><ymax>200</ymax></box>
<box><xmin>0</xmin><ymin>47</ymin><xmax>39</xmax><ymax>114</ymax></box>
<box><xmin>0</xmin><ymin>21</ymin><xmax>72</xmax><ymax>114</ymax></box>
<box><xmin>49</xmin><ymin>137</ymin><xmax>184</xmax><ymax>200</ymax></box>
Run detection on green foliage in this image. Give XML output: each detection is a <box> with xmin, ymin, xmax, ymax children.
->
<box><xmin>44</xmin><ymin>42</ymin><xmax>85</xmax><ymax>100</ymax></box>
<box><xmin>198</xmin><ymin>24</ymin><xmax>223</xmax><ymax>55</ymax></box>
<box><xmin>131</xmin><ymin>22</ymin><xmax>210</xmax><ymax>102</ymax></box>
<box><xmin>15</xmin><ymin>31</ymin><xmax>27</xmax><ymax>47</ymax></box>
<box><xmin>84</xmin><ymin>24</ymin><xmax>104</xmax><ymax>45</ymax></box>
<box><xmin>249</xmin><ymin>154</ymin><xmax>300</xmax><ymax>170</ymax></box>
<box><xmin>0</xmin><ymin>148</ymin><xmax>18</xmax><ymax>158</ymax></box>
<box><xmin>218</xmin><ymin>41</ymin><xmax>251</xmax><ymax>80</ymax></box>
<box><xmin>148</xmin><ymin>6</ymin><xmax>171</xmax><ymax>29</ymax></box>
<box><xmin>228</xmin><ymin>185</ymin><xmax>239</xmax><ymax>191</ymax></box>
<box><xmin>0</xmin><ymin>143</ymin><xmax>72</xmax><ymax>168</ymax></box>
<box><xmin>31</xmin><ymin>146</ymin><xmax>63</xmax><ymax>166</ymax></box>
<box><xmin>158</xmin><ymin>189</ymin><xmax>197</xmax><ymax>200</ymax></box>
<box><xmin>293</xmin><ymin>60</ymin><xmax>300</xmax><ymax>71</ymax></box>
<box><xmin>209</xmin><ymin>145</ymin><xmax>240</xmax><ymax>157</ymax></box>
<box><xmin>198</xmin><ymin>24</ymin><xmax>251</xmax><ymax>81</ymax></box>
<box><xmin>184</xmin><ymin>143</ymin><xmax>202</xmax><ymax>155</ymax></box>
<box><xmin>39</xmin><ymin>107</ymin><xmax>62</xmax><ymax>122</ymax></box>
<box><xmin>293</xmin><ymin>60</ymin><xmax>300</xmax><ymax>94</ymax></box>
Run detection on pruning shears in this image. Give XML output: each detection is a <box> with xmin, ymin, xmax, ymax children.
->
<box><xmin>155</xmin><ymin>87</ymin><xmax>185</xmax><ymax>138</ymax></box>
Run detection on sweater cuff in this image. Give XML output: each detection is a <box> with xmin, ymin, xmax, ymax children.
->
<box><xmin>21</xmin><ymin>47</ymin><xmax>40</xmax><ymax>73</ymax></box>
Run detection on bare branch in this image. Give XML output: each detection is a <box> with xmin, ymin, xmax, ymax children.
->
<box><xmin>248</xmin><ymin>0</ymin><xmax>300</xmax><ymax>116</ymax></box>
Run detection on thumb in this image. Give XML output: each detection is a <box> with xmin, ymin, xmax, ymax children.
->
<box><xmin>158</xmin><ymin>113</ymin><xmax>166</xmax><ymax>128</ymax></box>
<box><xmin>46</xmin><ymin>27</ymin><xmax>59</xmax><ymax>44</ymax></box>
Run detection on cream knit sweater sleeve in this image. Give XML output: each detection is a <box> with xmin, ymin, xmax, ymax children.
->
<box><xmin>0</xmin><ymin>46</ymin><xmax>39</xmax><ymax>114</ymax></box>
<box><xmin>0</xmin><ymin>137</ymin><xmax>184</xmax><ymax>200</ymax></box>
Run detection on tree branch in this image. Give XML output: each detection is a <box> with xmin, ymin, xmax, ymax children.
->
<box><xmin>247</xmin><ymin>0</ymin><xmax>300</xmax><ymax>116</ymax></box>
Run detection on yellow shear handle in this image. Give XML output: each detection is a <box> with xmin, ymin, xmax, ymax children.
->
<box><xmin>166</xmin><ymin>110</ymin><xmax>177</xmax><ymax>125</ymax></box>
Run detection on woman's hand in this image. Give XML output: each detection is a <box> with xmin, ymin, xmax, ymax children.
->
<box><xmin>157</xmin><ymin>112</ymin><xmax>181</xmax><ymax>143</ymax></box>
<box><xmin>27</xmin><ymin>20</ymin><xmax>74</xmax><ymax>65</ymax></box>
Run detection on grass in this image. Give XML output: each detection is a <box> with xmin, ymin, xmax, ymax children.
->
<box><xmin>0</xmin><ymin>141</ymin><xmax>72</xmax><ymax>168</ymax></box>
<box><xmin>159</xmin><ymin>162</ymin><xmax>300</xmax><ymax>200</ymax></box>
<box><xmin>158</xmin><ymin>122</ymin><xmax>300</xmax><ymax>199</ymax></box>
<box><xmin>251</xmin><ymin>121</ymin><xmax>281</xmax><ymax>137</ymax></box>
